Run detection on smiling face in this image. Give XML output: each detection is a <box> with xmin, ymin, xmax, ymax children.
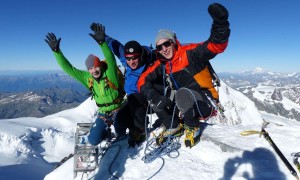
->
<box><xmin>85</xmin><ymin>54</ymin><xmax>103</xmax><ymax>79</ymax></box>
<box><xmin>125</xmin><ymin>54</ymin><xmax>140</xmax><ymax>70</ymax></box>
<box><xmin>156</xmin><ymin>39</ymin><xmax>175</xmax><ymax>60</ymax></box>
<box><xmin>88</xmin><ymin>66</ymin><xmax>101</xmax><ymax>79</ymax></box>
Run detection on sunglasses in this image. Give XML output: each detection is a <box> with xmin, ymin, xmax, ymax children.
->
<box><xmin>125</xmin><ymin>55</ymin><xmax>139</xmax><ymax>61</ymax></box>
<box><xmin>156</xmin><ymin>41</ymin><xmax>172</xmax><ymax>51</ymax></box>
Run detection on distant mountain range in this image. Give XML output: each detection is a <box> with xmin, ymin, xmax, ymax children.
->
<box><xmin>0</xmin><ymin>87</ymin><xmax>88</xmax><ymax>119</ymax></box>
<box><xmin>219</xmin><ymin>69</ymin><xmax>300</xmax><ymax>122</ymax></box>
<box><xmin>1</xmin><ymin>69</ymin><xmax>300</xmax><ymax>122</ymax></box>
<box><xmin>0</xmin><ymin>70</ymin><xmax>89</xmax><ymax>119</ymax></box>
<box><xmin>0</xmin><ymin>70</ymin><xmax>86</xmax><ymax>93</ymax></box>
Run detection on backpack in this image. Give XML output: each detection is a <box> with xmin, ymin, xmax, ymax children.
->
<box><xmin>181</xmin><ymin>43</ymin><xmax>221</xmax><ymax>87</ymax></box>
<box><xmin>207</xmin><ymin>61</ymin><xmax>221</xmax><ymax>87</ymax></box>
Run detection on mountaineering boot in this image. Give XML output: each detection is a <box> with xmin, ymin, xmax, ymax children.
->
<box><xmin>128</xmin><ymin>129</ymin><xmax>146</xmax><ymax>147</ymax></box>
<box><xmin>155</xmin><ymin>124</ymin><xmax>184</xmax><ymax>146</ymax></box>
<box><xmin>184</xmin><ymin>125</ymin><xmax>201</xmax><ymax>148</ymax></box>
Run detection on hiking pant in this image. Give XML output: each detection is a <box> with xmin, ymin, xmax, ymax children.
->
<box><xmin>114</xmin><ymin>93</ymin><xmax>149</xmax><ymax>134</ymax></box>
<box><xmin>155</xmin><ymin>108</ymin><xmax>180</xmax><ymax>129</ymax></box>
<box><xmin>150</xmin><ymin>98</ymin><xmax>180</xmax><ymax>129</ymax></box>
<box><xmin>175</xmin><ymin>88</ymin><xmax>213</xmax><ymax>127</ymax></box>
<box><xmin>88</xmin><ymin>111</ymin><xmax>118</xmax><ymax>145</ymax></box>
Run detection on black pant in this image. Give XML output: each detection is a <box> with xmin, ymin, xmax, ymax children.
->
<box><xmin>115</xmin><ymin>93</ymin><xmax>148</xmax><ymax>134</ymax></box>
<box><xmin>175</xmin><ymin>88</ymin><xmax>213</xmax><ymax>127</ymax></box>
<box><xmin>154</xmin><ymin>106</ymin><xmax>180</xmax><ymax>129</ymax></box>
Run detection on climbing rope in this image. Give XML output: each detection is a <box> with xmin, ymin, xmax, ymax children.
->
<box><xmin>103</xmin><ymin>131</ymin><xmax>127</xmax><ymax>180</ymax></box>
<box><xmin>142</xmin><ymin>105</ymin><xmax>181</xmax><ymax>164</ymax></box>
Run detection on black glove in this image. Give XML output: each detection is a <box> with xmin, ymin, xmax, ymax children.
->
<box><xmin>90</xmin><ymin>22</ymin><xmax>97</xmax><ymax>32</ymax></box>
<box><xmin>45</xmin><ymin>33</ymin><xmax>61</xmax><ymax>52</ymax></box>
<box><xmin>208</xmin><ymin>3</ymin><xmax>230</xmax><ymax>43</ymax></box>
<box><xmin>208</xmin><ymin>3</ymin><xmax>228</xmax><ymax>25</ymax></box>
<box><xmin>128</xmin><ymin>129</ymin><xmax>146</xmax><ymax>148</ymax></box>
<box><xmin>152</xmin><ymin>95</ymin><xmax>172</xmax><ymax>111</ymax></box>
<box><xmin>89</xmin><ymin>23</ymin><xmax>105</xmax><ymax>44</ymax></box>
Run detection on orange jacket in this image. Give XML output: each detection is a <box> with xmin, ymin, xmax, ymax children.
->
<box><xmin>137</xmin><ymin>39</ymin><xmax>228</xmax><ymax>101</ymax></box>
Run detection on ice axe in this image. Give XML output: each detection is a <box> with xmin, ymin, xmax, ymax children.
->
<box><xmin>241</xmin><ymin>122</ymin><xmax>299</xmax><ymax>180</ymax></box>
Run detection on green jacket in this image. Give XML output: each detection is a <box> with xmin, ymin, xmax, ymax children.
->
<box><xmin>54</xmin><ymin>42</ymin><xmax>123</xmax><ymax>113</ymax></box>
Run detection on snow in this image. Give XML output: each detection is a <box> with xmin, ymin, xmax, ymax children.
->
<box><xmin>252</xmin><ymin>85</ymin><xmax>275</xmax><ymax>101</ymax></box>
<box><xmin>0</xmin><ymin>92</ymin><xmax>43</xmax><ymax>104</ymax></box>
<box><xmin>218</xmin><ymin>82</ymin><xmax>263</xmax><ymax>126</ymax></box>
<box><xmin>254</xmin><ymin>67</ymin><xmax>264</xmax><ymax>73</ymax></box>
<box><xmin>250</xmin><ymin>83</ymin><xmax>300</xmax><ymax>112</ymax></box>
<box><xmin>281</xmin><ymin>96</ymin><xmax>300</xmax><ymax>112</ymax></box>
<box><xmin>1</xmin><ymin>83</ymin><xmax>300</xmax><ymax>180</ymax></box>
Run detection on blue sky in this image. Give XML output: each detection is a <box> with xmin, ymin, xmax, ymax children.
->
<box><xmin>0</xmin><ymin>0</ymin><xmax>299</xmax><ymax>73</ymax></box>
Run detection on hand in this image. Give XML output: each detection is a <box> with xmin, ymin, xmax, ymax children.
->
<box><xmin>90</xmin><ymin>22</ymin><xmax>97</xmax><ymax>31</ymax></box>
<box><xmin>208</xmin><ymin>3</ymin><xmax>228</xmax><ymax>24</ymax></box>
<box><xmin>89</xmin><ymin>23</ymin><xmax>105</xmax><ymax>44</ymax></box>
<box><xmin>45</xmin><ymin>33</ymin><xmax>61</xmax><ymax>52</ymax></box>
<box><xmin>152</xmin><ymin>95</ymin><xmax>172</xmax><ymax>111</ymax></box>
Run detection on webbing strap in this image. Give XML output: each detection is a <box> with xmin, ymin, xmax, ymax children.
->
<box><xmin>96</xmin><ymin>96</ymin><xmax>123</xmax><ymax>107</ymax></box>
<box><xmin>104</xmin><ymin>77</ymin><xmax>118</xmax><ymax>91</ymax></box>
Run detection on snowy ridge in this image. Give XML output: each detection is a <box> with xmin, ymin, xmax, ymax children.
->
<box><xmin>220</xmin><ymin>69</ymin><xmax>300</xmax><ymax>122</ymax></box>
<box><xmin>0</xmin><ymin>92</ymin><xmax>43</xmax><ymax>104</ymax></box>
<box><xmin>1</xmin><ymin>83</ymin><xmax>300</xmax><ymax>180</ymax></box>
<box><xmin>217</xmin><ymin>81</ymin><xmax>263</xmax><ymax>126</ymax></box>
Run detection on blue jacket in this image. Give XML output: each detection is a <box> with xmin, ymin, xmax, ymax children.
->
<box><xmin>105</xmin><ymin>36</ymin><xmax>155</xmax><ymax>95</ymax></box>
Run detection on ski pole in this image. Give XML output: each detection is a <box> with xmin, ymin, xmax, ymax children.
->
<box><xmin>241</xmin><ymin>123</ymin><xmax>299</xmax><ymax>180</ymax></box>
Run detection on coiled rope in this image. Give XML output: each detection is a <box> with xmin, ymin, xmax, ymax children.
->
<box><xmin>142</xmin><ymin>104</ymin><xmax>181</xmax><ymax>164</ymax></box>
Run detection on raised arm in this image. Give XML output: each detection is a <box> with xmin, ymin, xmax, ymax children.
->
<box><xmin>45</xmin><ymin>33</ymin><xmax>90</xmax><ymax>89</ymax></box>
<box><xmin>207</xmin><ymin>3</ymin><xmax>230</xmax><ymax>53</ymax></box>
<box><xmin>89</xmin><ymin>23</ymin><xmax>119</xmax><ymax>89</ymax></box>
<box><xmin>187</xmin><ymin>3</ymin><xmax>230</xmax><ymax>64</ymax></box>
<box><xmin>105</xmin><ymin>36</ymin><xmax>126</xmax><ymax>66</ymax></box>
<box><xmin>91</xmin><ymin>23</ymin><xmax>126</xmax><ymax>67</ymax></box>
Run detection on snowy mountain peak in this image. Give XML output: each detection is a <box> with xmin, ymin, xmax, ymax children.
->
<box><xmin>241</xmin><ymin>67</ymin><xmax>266</xmax><ymax>74</ymax></box>
<box><xmin>254</xmin><ymin>67</ymin><xmax>264</xmax><ymax>73</ymax></box>
<box><xmin>217</xmin><ymin>81</ymin><xmax>263</xmax><ymax>126</ymax></box>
